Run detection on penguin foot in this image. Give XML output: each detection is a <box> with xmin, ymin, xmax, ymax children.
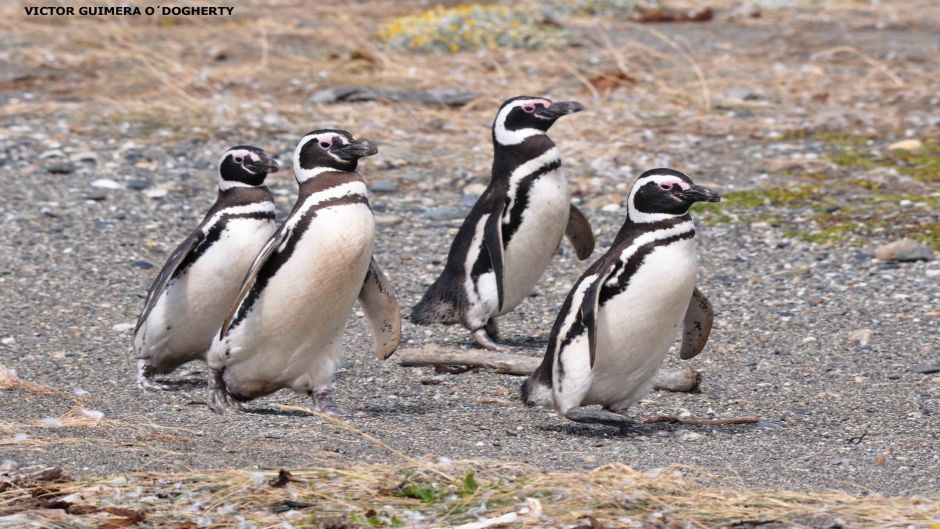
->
<box><xmin>136</xmin><ymin>359</ymin><xmax>169</xmax><ymax>391</ymax></box>
<box><xmin>207</xmin><ymin>368</ymin><xmax>241</xmax><ymax>415</ymax></box>
<box><xmin>564</xmin><ymin>408</ymin><xmax>635</xmax><ymax>429</ymax></box>
<box><xmin>312</xmin><ymin>389</ymin><xmax>357</xmax><ymax>417</ymax></box>
<box><xmin>472</xmin><ymin>329</ymin><xmax>514</xmax><ymax>352</ymax></box>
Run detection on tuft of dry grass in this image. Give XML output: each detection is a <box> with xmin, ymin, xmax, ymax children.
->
<box><xmin>1</xmin><ymin>460</ymin><xmax>938</xmax><ymax>528</ymax></box>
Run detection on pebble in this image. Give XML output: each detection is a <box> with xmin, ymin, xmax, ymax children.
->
<box><xmin>887</xmin><ymin>139</ymin><xmax>922</xmax><ymax>152</ymax></box>
<box><xmin>874</xmin><ymin>239</ymin><xmax>934</xmax><ymax>262</ymax></box>
<box><xmin>90</xmin><ymin>178</ymin><xmax>122</xmax><ymax>190</ymax></box>
<box><xmin>848</xmin><ymin>328</ymin><xmax>873</xmax><ymax>347</ymax></box>
<box><xmin>423</xmin><ymin>206</ymin><xmax>464</xmax><ymax>221</ymax></box>
<box><xmin>131</xmin><ymin>260</ymin><xmax>155</xmax><ymax>270</ymax></box>
<box><xmin>112</xmin><ymin>323</ymin><xmax>135</xmax><ymax>333</ymax></box>
<box><xmin>72</xmin><ymin>151</ymin><xmax>98</xmax><ymax>163</ymax></box>
<box><xmin>84</xmin><ymin>190</ymin><xmax>108</xmax><ymax>201</ymax></box>
<box><xmin>1</xmin><ymin>337</ymin><xmax>14</xmax><ymax>346</ymax></box>
<box><xmin>375</xmin><ymin>214</ymin><xmax>403</xmax><ymax>226</ymax></box>
<box><xmin>39</xmin><ymin>149</ymin><xmax>65</xmax><ymax>159</ymax></box>
<box><xmin>756</xmin><ymin>421</ymin><xmax>782</xmax><ymax>429</ymax></box>
<box><xmin>80</xmin><ymin>408</ymin><xmax>105</xmax><ymax>421</ymax></box>
<box><xmin>370</xmin><ymin>180</ymin><xmax>398</xmax><ymax>193</ymax></box>
<box><xmin>45</xmin><ymin>161</ymin><xmax>74</xmax><ymax>174</ymax></box>
<box><xmin>145</xmin><ymin>188</ymin><xmax>169</xmax><ymax>199</ymax></box>
<box><xmin>911</xmin><ymin>365</ymin><xmax>940</xmax><ymax>375</ymax></box>
<box><xmin>128</xmin><ymin>178</ymin><xmax>152</xmax><ymax>191</ymax></box>
<box><xmin>677</xmin><ymin>430</ymin><xmax>703</xmax><ymax>441</ymax></box>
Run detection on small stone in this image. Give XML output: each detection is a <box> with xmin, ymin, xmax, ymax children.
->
<box><xmin>601</xmin><ymin>203</ymin><xmax>621</xmax><ymax>212</ymax></box>
<box><xmin>39</xmin><ymin>148</ymin><xmax>65</xmax><ymax>160</ymax></box>
<box><xmin>375</xmin><ymin>214</ymin><xmax>403</xmax><ymax>226</ymax></box>
<box><xmin>45</xmin><ymin>161</ymin><xmax>74</xmax><ymax>174</ymax></box>
<box><xmin>756</xmin><ymin>421</ymin><xmax>782</xmax><ymax>429</ymax></box>
<box><xmin>39</xmin><ymin>417</ymin><xmax>64</xmax><ymax>428</ymax></box>
<box><xmin>726</xmin><ymin>86</ymin><xmax>762</xmax><ymax>101</ymax></box>
<box><xmin>112</xmin><ymin>323</ymin><xmax>134</xmax><ymax>333</ymax></box>
<box><xmin>80</xmin><ymin>408</ymin><xmax>104</xmax><ymax>421</ymax></box>
<box><xmin>84</xmin><ymin>190</ymin><xmax>108</xmax><ymax>201</ymax></box>
<box><xmin>131</xmin><ymin>260</ymin><xmax>155</xmax><ymax>270</ymax></box>
<box><xmin>424</xmin><ymin>206</ymin><xmax>464</xmax><ymax>221</ymax></box>
<box><xmin>848</xmin><ymin>328</ymin><xmax>873</xmax><ymax>347</ymax></box>
<box><xmin>145</xmin><ymin>188</ymin><xmax>169</xmax><ymax>199</ymax></box>
<box><xmin>677</xmin><ymin>430</ymin><xmax>702</xmax><ymax>441</ymax></box>
<box><xmin>887</xmin><ymin>139</ymin><xmax>923</xmax><ymax>152</ymax></box>
<box><xmin>369</xmin><ymin>180</ymin><xmax>398</xmax><ymax>193</ymax></box>
<box><xmin>90</xmin><ymin>178</ymin><xmax>122</xmax><ymax>190</ymax></box>
<box><xmin>830</xmin><ymin>457</ymin><xmax>850</xmax><ymax>466</ymax></box>
<box><xmin>874</xmin><ymin>239</ymin><xmax>935</xmax><ymax>262</ymax></box>
<box><xmin>911</xmin><ymin>365</ymin><xmax>940</xmax><ymax>375</ymax></box>
<box><xmin>13</xmin><ymin>433</ymin><xmax>28</xmax><ymax>443</ymax></box>
<box><xmin>1</xmin><ymin>337</ymin><xmax>14</xmax><ymax>346</ymax></box>
<box><xmin>926</xmin><ymin>270</ymin><xmax>940</xmax><ymax>278</ymax></box>
<box><xmin>128</xmin><ymin>178</ymin><xmax>152</xmax><ymax>191</ymax></box>
<box><xmin>72</xmin><ymin>151</ymin><xmax>98</xmax><ymax>163</ymax></box>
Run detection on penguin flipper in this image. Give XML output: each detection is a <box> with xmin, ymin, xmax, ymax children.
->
<box><xmin>218</xmin><ymin>225</ymin><xmax>289</xmax><ymax>339</ymax></box>
<box><xmin>482</xmin><ymin>201</ymin><xmax>507</xmax><ymax>311</ymax></box>
<box><xmin>134</xmin><ymin>229</ymin><xmax>204</xmax><ymax>335</ymax></box>
<box><xmin>358</xmin><ymin>257</ymin><xmax>402</xmax><ymax>360</ymax></box>
<box><xmin>565</xmin><ymin>204</ymin><xmax>595</xmax><ymax>260</ymax></box>
<box><xmin>679</xmin><ymin>287</ymin><xmax>713</xmax><ymax>360</ymax></box>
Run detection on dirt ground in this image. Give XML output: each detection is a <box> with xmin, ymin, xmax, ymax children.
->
<box><xmin>1</xmin><ymin>0</ymin><xmax>938</xmax><ymax>499</ymax></box>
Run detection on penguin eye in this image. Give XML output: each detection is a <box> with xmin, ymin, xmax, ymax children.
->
<box><xmin>234</xmin><ymin>156</ymin><xmax>243</xmax><ymax>163</ymax></box>
<box><xmin>660</xmin><ymin>183</ymin><xmax>674</xmax><ymax>190</ymax></box>
<box><xmin>522</xmin><ymin>104</ymin><xmax>535</xmax><ymax>113</ymax></box>
<box><xmin>319</xmin><ymin>141</ymin><xmax>331</xmax><ymax>149</ymax></box>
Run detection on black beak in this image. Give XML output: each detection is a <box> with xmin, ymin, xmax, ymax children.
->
<box><xmin>246</xmin><ymin>154</ymin><xmax>280</xmax><ymax>174</ymax></box>
<box><xmin>334</xmin><ymin>139</ymin><xmax>378</xmax><ymax>161</ymax></box>
<box><xmin>535</xmin><ymin>100</ymin><xmax>584</xmax><ymax>120</ymax></box>
<box><xmin>680</xmin><ymin>184</ymin><xmax>721</xmax><ymax>203</ymax></box>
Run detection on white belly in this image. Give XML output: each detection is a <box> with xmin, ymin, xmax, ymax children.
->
<box><xmin>584</xmin><ymin>238</ymin><xmax>698</xmax><ymax>409</ymax></box>
<box><xmin>217</xmin><ymin>204</ymin><xmax>375</xmax><ymax>396</ymax></box>
<box><xmin>500</xmin><ymin>169</ymin><xmax>570</xmax><ymax>313</ymax></box>
<box><xmin>135</xmin><ymin>217</ymin><xmax>276</xmax><ymax>372</ymax></box>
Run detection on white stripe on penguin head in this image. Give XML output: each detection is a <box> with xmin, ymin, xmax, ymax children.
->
<box><xmin>218</xmin><ymin>148</ymin><xmax>260</xmax><ymax>190</ymax></box>
<box><xmin>626</xmin><ymin>173</ymin><xmax>690</xmax><ymax>224</ymax></box>
<box><xmin>493</xmin><ymin>98</ymin><xmax>551</xmax><ymax>146</ymax></box>
<box><xmin>293</xmin><ymin>132</ymin><xmax>345</xmax><ymax>183</ymax></box>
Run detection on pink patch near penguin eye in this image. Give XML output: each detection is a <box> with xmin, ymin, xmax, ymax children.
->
<box><xmin>523</xmin><ymin>105</ymin><xmax>535</xmax><ymax>113</ymax></box>
<box><xmin>320</xmin><ymin>141</ymin><xmax>331</xmax><ymax>148</ymax></box>
<box><xmin>660</xmin><ymin>183</ymin><xmax>673</xmax><ymax>190</ymax></box>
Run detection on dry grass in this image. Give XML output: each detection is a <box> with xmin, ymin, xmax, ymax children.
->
<box><xmin>2</xmin><ymin>460</ymin><xmax>939</xmax><ymax>528</ymax></box>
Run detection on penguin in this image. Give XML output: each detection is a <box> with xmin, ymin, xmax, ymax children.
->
<box><xmin>205</xmin><ymin>129</ymin><xmax>401</xmax><ymax>415</ymax></box>
<box><xmin>133</xmin><ymin>146</ymin><xmax>280</xmax><ymax>390</ymax></box>
<box><xmin>521</xmin><ymin>168</ymin><xmax>720</xmax><ymax>427</ymax></box>
<box><xmin>411</xmin><ymin>96</ymin><xmax>595</xmax><ymax>351</ymax></box>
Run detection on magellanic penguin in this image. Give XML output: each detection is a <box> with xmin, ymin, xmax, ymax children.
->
<box><xmin>133</xmin><ymin>146</ymin><xmax>280</xmax><ymax>390</ymax></box>
<box><xmin>206</xmin><ymin>129</ymin><xmax>401</xmax><ymax>415</ymax></box>
<box><xmin>411</xmin><ymin>96</ymin><xmax>595</xmax><ymax>351</ymax></box>
<box><xmin>521</xmin><ymin>168</ymin><xmax>720</xmax><ymax>428</ymax></box>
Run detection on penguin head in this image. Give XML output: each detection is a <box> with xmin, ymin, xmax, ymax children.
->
<box><xmin>218</xmin><ymin>146</ymin><xmax>280</xmax><ymax>190</ymax></box>
<box><xmin>294</xmin><ymin>129</ymin><xmax>378</xmax><ymax>182</ymax></box>
<box><xmin>492</xmin><ymin>96</ymin><xmax>584</xmax><ymax>146</ymax></box>
<box><xmin>627</xmin><ymin>168</ymin><xmax>721</xmax><ymax>223</ymax></box>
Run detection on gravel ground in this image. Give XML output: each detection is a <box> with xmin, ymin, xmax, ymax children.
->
<box><xmin>1</xmin><ymin>5</ymin><xmax>939</xmax><ymax>497</ymax></box>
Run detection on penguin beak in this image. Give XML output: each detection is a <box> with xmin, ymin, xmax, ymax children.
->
<box><xmin>246</xmin><ymin>154</ymin><xmax>280</xmax><ymax>174</ymax></box>
<box><xmin>334</xmin><ymin>139</ymin><xmax>379</xmax><ymax>161</ymax></box>
<box><xmin>535</xmin><ymin>101</ymin><xmax>584</xmax><ymax>120</ymax></box>
<box><xmin>680</xmin><ymin>184</ymin><xmax>721</xmax><ymax>203</ymax></box>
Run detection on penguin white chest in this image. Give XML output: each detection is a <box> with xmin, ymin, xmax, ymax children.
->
<box><xmin>500</xmin><ymin>167</ymin><xmax>570</xmax><ymax>313</ymax></box>
<box><xmin>220</xmin><ymin>203</ymin><xmax>375</xmax><ymax>392</ymax></box>
<box><xmin>586</xmin><ymin>238</ymin><xmax>698</xmax><ymax>408</ymax></box>
<box><xmin>137</xmin><ymin>217</ymin><xmax>275</xmax><ymax>369</ymax></box>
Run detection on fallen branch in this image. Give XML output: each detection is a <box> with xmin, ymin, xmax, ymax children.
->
<box><xmin>396</xmin><ymin>346</ymin><xmax>702</xmax><ymax>392</ymax></box>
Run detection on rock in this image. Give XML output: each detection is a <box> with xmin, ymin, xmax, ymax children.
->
<box><xmin>370</xmin><ymin>179</ymin><xmax>398</xmax><ymax>193</ymax></box>
<box><xmin>848</xmin><ymin>328</ymin><xmax>872</xmax><ymax>347</ymax></box>
<box><xmin>677</xmin><ymin>430</ymin><xmax>702</xmax><ymax>441</ymax></box>
<box><xmin>145</xmin><ymin>188</ymin><xmax>169</xmax><ymax>199</ymax></box>
<box><xmin>756</xmin><ymin>421</ymin><xmax>782</xmax><ymax>429</ymax></box>
<box><xmin>0</xmin><ymin>337</ymin><xmax>14</xmax><ymax>346</ymax></box>
<box><xmin>84</xmin><ymin>190</ymin><xmax>108</xmax><ymax>201</ymax></box>
<box><xmin>460</xmin><ymin>194</ymin><xmax>480</xmax><ymax>208</ymax></box>
<box><xmin>874</xmin><ymin>239</ymin><xmax>935</xmax><ymax>262</ymax></box>
<box><xmin>111</xmin><ymin>323</ymin><xmax>135</xmax><ymax>333</ymax></box>
<box><xmin>90</xmin><ymin>178</ymin><xmax>122</xmax><ymax>190</ymax></box>
<box><xmin>888</xmin><ymin>139</ymin><xmax>923</xmax><ymax>152</ymax></box>
<box><xmin>911</xmin><ymin>365</ymin><xmax>940</xmax><ymax>375</ymax></box>
<box><xmin>127</xmin><ymin>178</ymin><xmax>152</xmax><ymax>191</ymax></box>
<box><xmin>71</xmin><ymin>151</ymin><xmax>98</xmax><ymax>163</ymax></box>
<box><xmin>131</xmin><ymin>260</ymin><xmax>155</xmax><ymax>270</ymax></box>
<box><xmin>601</xmin><ymin>203</ymin><xmax>621</xmax><ymax>212</ymax></box>
<box><xmin>39</xmin><ymin>148</ymin><xmax>65</xmax><ymax>160</ymax></box>
<box><xmin>375</xmin><ymin>214</ymin><xmax>403</xmax><ymax>226</ymax></box>
<box><xmin>45</xmin><ymin>161</ymin><xmax>74</xmax><ymax>174</ymax></box>
<box><xmin>725</xmin><ymin>86</ymin><xmax>762</xmax><ymax>101</ymax></box>
<box><xmin>423</xmin><ymin>206</ymin><xmax>464</xmax><ymax>221</ymax></box>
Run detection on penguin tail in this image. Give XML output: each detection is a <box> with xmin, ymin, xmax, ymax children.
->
<box><xmin>410</xmin><ymin>276</ymin><xmax>461</xmax><ymax>325</ymax></box>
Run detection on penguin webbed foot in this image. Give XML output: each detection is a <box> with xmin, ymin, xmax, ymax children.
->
<box><xmin>207</xmin><ymin>368</ymin><xmax>241</xmax><ymax>415</ymax></box>
<box><xmin>564</xmin><ymin>407</ymin><xmax>639</xmax><ymax>432</ymax></box>
<box><xmin>472</xmin><ymin>328</ymin><xmax>514</xmax><ymax>352</ymax></box>
<box><xmin>136</xmin><ymin>359</ymin><xmax>169</xmax><ymax>391</ymax></box>
<box><xmin>312</xmin><ymin>389</ymin><xmax>362</xmax><ymax>417</ymax></box>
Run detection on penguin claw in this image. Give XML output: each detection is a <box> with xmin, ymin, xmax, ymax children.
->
<box><xmin>136</xmin><ymin>359</ymin><xmax>169</xmax><ymax>391</ymax></box>
<box><xmin>312</xmin><ymin>389</ymin><xmax>360</xmax><ymax>417</ymax></box>
<box><xmin>207</xmin><ymin>368</ymin><xmax>241</xmax><ymax>415</ymax></box>
<box><xmin>472</xmin><ymin>329</ymin><xmax>514</xmax><ymax>352</ymax></box>
<box><xmin>564</xmin><ymin>408</ymin><xmax>635</xmax><ymax>429</ymax></box>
